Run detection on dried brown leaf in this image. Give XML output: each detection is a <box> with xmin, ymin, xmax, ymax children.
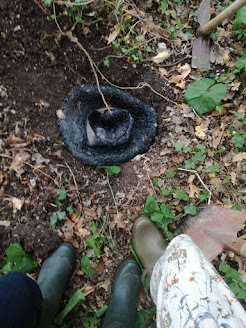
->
<box><xmin>232</xmin><ymin>152</ymin><xmax>246</xmax><ymax>162</ymax></box>
<box><xmin>195</xmin><ymin>124</ymin><xmax>207</xmax><ymax>140</ymax></box>
<box><xmin>152</xmin><ymin>50</ymin><xmax>172</xmax><ymax>64</ymax></box>
<box><xmin>106</xmin><ymin>24</ymin><xmax>120</xmax><ymax>44</ymax></box>
<box><xmin>212</xmin><ymin>123</ymin><xmax>225</xmax><ymax>149</ymax></box>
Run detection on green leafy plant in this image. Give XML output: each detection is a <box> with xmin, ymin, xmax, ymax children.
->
<box><xmin>185</xmin><ymin>159</ymin><xmax>195</xmax><ymax>169</ymax></box>
<box><xmin>1</xmin><ymin>243</ymin><xmax>38</xmax><ymax>274</ymax></box>
<box><xmin>235</xmin><ymin>51</ymin><xmax>246</xmax><ymax>71</ymax></box>
<box><xmin>166</xmin><ymin>171</ymin><xmax>176</xmax><ymax>177</ymax></box>
<box><xmin>232</xmin><ymin>131</ymin><xmax>246</xmax><ymax>151</ymax></box>
<box><xmin>184</xmin><ymin>203</ymin><xmax>200</xmax><ymax>216</ymax></box>
<box><xmin>184</xmin><ymin>78</ymin><xmax>227</xmax><ymax>114</ymax></box>
<box><xmin>96</xmin><ymin>166</ymin><xmax>121</xmax><ymax>176</ymax></box>
<box><xmin>199</xmin><ymin>193</ymin><xmax>210</xmax><ymax>202</ymax></box>
<box><xmin>81</xmin><ymin>256</ymin><xmax>94</xmax><ymax>277</ymax></box>
<box><xmin>50</xmin><ymin>189</ymin><xmax>74</xmax><ymax>229</ymax></box>
<box><xmin>143</xmin><ymin>195</ymin><xmax>178</xmax><ymax>239</ymax></box>
<box><xmin>85</xmin><ymin>222</ymin><xmax>105</xmax><ymax>257</ymax></box>
<box><xmin>232</xmin><ymin>6</ymin><xmax>246</xmax><ymax>39</ymax></box>
<box><xmin>208</xmin><ymin>164</ymin><xmax>221</xmax><ymax>172</ymax></box>
<box><xmin>55</xmin><ymin>289</ymin><xmax>85</xmax><ymax>325</ymax></box>
<box><xmin>82</xmin><ymin>305</ymin><xmax>108</xmax><ymax>328</ymax></box>
<box><xmin>136</xmin><ymin>303</ymin><xmax>156</xmax><ymax>328</ymax></box>
<box><xmin>219</xmin><ymin>263</ymin><xmax>246</xmax><ymax>299</ymax></box>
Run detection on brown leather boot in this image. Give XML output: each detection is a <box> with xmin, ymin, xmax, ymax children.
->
<box><xmin>132</xmin><ymin>216</ymin><xmax>167</xmax><ymax>273</ymax></box>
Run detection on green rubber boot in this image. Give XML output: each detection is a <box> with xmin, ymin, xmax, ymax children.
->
<box><xmin>132</xmin><ymin>216</ymin><xmax>167</xmax><ymax>274</ymax></box>
<box><xmin>37</xmin><ymin>243</ymin><xmax>76</xmax><ymax>328</ymax></box>
<box><xmin>102</xmin><ymin>258</ymin><xmax>141</xmax><ymax>328</ymax></box>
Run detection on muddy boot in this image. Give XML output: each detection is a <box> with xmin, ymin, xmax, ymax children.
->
<box><xmin>132</xmin><ymin>216</ymin><xmax>167</xmax><ymax>274</ymax></box>
<box><xmin>37</xmin><ymin>243</ymin><xmax>76</xmax><ymax>328</ymax></box>
<box><xmin>102</xmin><ymin>258</ymin><xmax>141</xmax><ymax>328</ymax></box>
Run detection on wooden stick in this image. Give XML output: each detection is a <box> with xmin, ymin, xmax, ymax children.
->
<box><xmin>199</xmin><ymin>0</ymin><xmax>246</xmax><ymax>36</ymax></box>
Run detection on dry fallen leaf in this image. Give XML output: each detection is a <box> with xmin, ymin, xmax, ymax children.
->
<box><xmin>32</xmin><ymin>153</ymin><xmax>50</xmax><ymax>165</ymax></box>
<box><xmin>0</xmin><ymin>220</ymin><xmax>10</xmax><ymax>227</ymax></box>
<box><xmin>6</xmin><ymin>136</ymin><xmax>24</xmax><ymax>144</ymax></box>
<box><xmin>11</xmin><ymin>197</ymin><xmax>24</xmax><ymax>211</ymax></box>
<box><xmin>178</xmin><ymin>63</ymin><xmax>191</xmax><ymax>79</ymax></box>
<box><xmin>152</xmin><ymin>49</ymin><xmax>172</xmax><ymax>64</ymax></box>
<box><xmin>56</xmin><ymin>109</ymin><xmax>66</xmax><ymax>119</ymax></box>
<box><xmin>232</xmin><ymin>152</ymin><xmax>246</xmax><ymax>162</ymax></box>
<box><xmin>212</xmin><ymin>123</ymin><xmax>225</xmax><ymax>148</ymax></box>
<box><xmin>106</xmin><ymin>24</ymin><xmax>120</xmax><ymax>44</ymax></box>
<box><xmin>10</xmin><ymin>151</ymin><xmax>30</xmax><ymax>177</ymax></box>
<box><xmin>195</xmin><ymin>124</ymin><xmax>207</xmax><ymax>140</ymax></box>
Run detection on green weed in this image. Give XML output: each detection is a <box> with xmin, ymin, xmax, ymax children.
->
<box><xmin>85</xmin><ymin>222</ymin><xmax>105</xmax><ymax>257</ymax></box>
<box><xmin>219</xmin><ymin>263</ymin><xmax>246</xmax><ymax>299</ymax></box>
<box><xmin>50</xmin><ymin>189</ymin><xmax>74</xmax><ymax>229</ymax></box>
<box><xmin>1</xmin><ymin>243</ymin><xmax>38</xmax><ymax>274</ymax></box>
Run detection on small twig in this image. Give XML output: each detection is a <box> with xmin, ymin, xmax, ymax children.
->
<box><xmin>178</xmin><ymin>168</ymin><xmax>211</xmax><ymax>204</ymax></box>
<box><xmin>67</xmin><ymin>31</ymin><xmax>112</xmax><ymax>113</ymax></box>
<box><xmin>65</xmin><ymin>162</ymin><xmax>82</xmax><ymax>203</ymax></box>
<box><xmin>51</xmin><ymin>3</ymin><xmax>112</xmax><ymax>113</ymax></box>
<box><xmin>55</xmin><ymin>0</ymin><xmax>94</xmax><ymax>6</ymax></box>
<box><xmin>64</xmin><ymin>52</ymin><xmax>87</xmax><ymax>84</ymax></box>
<box><xmin>33</xmin><ymin>0</ymin><xmax>49</xmax><ymax>14</ymax></box>
<box><xmin>158</xmin><ymin>55</ymin><xmax>191</xmax><ymax>68</ymax></box>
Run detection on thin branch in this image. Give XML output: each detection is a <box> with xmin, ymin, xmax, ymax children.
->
<box><xmin>178</xmin><ymin>168</ymin><xmax>211</xmax><ymax>204</ymax></box>
<box><xmin>55</xmin><ymin>0</ymin><xmax>94</xmax><ymax>6</ymax></box>
<box><xmin>65</xmin><ymin>162</ymin><xmax>82</xmax><ymax>203</ymax></box>
<box><xmin>66</xmin><ymin>31</ymin><xmax>112</xmax><ymax>113</ymax></box>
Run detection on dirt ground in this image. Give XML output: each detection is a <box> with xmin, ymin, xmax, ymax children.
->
<box><xmin>0</xmin><ymin>0</ymin><xmax>246</xmax><ymax>326</ymax></box>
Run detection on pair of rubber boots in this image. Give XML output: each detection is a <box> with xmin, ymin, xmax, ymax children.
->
<box><xmin>102</xmin><ymin>216</ymin><xmax>166</xmax><ymax>328</ymax></box>
<box><xmin>38</xmin><ymin>216</ymin><xmax>166</xmax><ymax>328</ymax></box>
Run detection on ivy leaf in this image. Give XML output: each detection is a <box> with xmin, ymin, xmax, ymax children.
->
<box><xmin>175</xmin><ymin>190</ymin><xmax>189</xmax><ymax>201</ymax></box>
<box><xmin>184</xmin><ymin>203</ymin><xmax>200</xmax><ymax>216</ymax></box>
<box><xmin>57</xmin><ymin>211</ymin><xmax>66</xmax><ymax>221</ymax></box>
<box><xmin>194</xmin><ymin>144</ymin><xmax>206</xmax><ymax>154</ymax></box>
<box><xmin>50</xmin><ymin>215</ymin><xmax>58</xmax><ymax>229</ymax></box>
<box><xmin>103</xmin><ymin>58</ymin><xmax>110</xmax><ymax>67</ymax></box>
<box><xmin>185</xmin><ymin>160</ymin><xmax>195</xmax><ymax>169</ymax></box>
<box><xmin>208</xmin><ymin>165</ymin><xmax>221</xmax><ymax>172</ymax></box>
<box><xmin>184</xmin><ymin>78</ymin><xmax>227</xmax><ymax>114</ymax></box>
<box><xmin>175</xmin><ymin>142</ymin><xmax>183</xmax><ymax>151</ymax></box>
<box><xmin>193</xmin><ymin>153</ymin><xmax>205</xmax><ymax>162</ymax></box>
<box><xmin>58</xmin><ymin>189</ymin><xmax>67</xmax><ymax>201</ymax></box>
<box><xmin>232</xmin><ymin>132</ymin><xmax>245</xmax><ymax>149</ymax></box>
<box><xmin>66</xmin><ymin>205</ymin><xmax>73</xmax><ymax>213</ymax></box>
<box><xmin>183</xmin><ymin>146</ymin><xmax>192</xmax><ymax>153</ymax></box>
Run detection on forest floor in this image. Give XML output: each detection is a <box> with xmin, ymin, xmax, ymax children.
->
<box><xmin>0</xmin><ymin>0</ymin><xmax>245</xmax><ymax>326</ymax></box>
